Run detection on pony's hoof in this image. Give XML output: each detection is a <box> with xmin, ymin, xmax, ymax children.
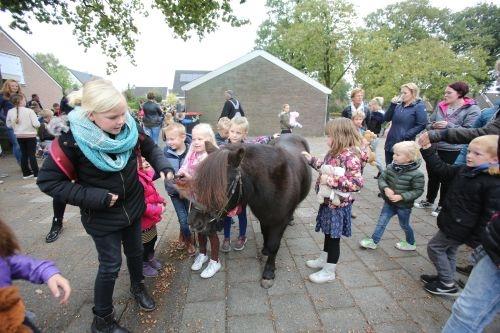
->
<box><xmin>261</xmin><ymin>247</ymin><xmax>270</xmax><ymax>256</ymax></box>
<box><xmin>260</xmin><ymin>278</ymin><xmax>274</xmax><ymax>289</ymax></box>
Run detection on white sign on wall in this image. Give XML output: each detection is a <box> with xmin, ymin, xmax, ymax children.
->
<box><xmin>0</xmin><ymin>52</ymin><xmax>26</xmax><ymax>84</ymax></box>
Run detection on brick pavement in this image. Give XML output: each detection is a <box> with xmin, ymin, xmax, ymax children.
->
<box><xmin>0</xmin><ymin>137</ymin><xmax>499</xmax><ymax>332</ymax></box>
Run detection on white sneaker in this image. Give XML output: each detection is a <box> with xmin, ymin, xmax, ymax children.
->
<box><xmin>431</xmin><ymin>206</ymin><xmax>442</xmax><ymax>217</ymax></box>
<box><xmin>22</xmin><ymin>174</ymin><xmax>34</xmax><ymax>179</ymax></box>
<box><xmin>309</xmin><ymin>263</ymin><xmax>336</xmax><ymax>283</ymax></box>
<box><xmin>306</xmin><ymin>252</ymin><xmax>327</xmax><ymax>269</ymax></box>
<box><xmin>200</xmin><ymin>259</ymin><xmax>221</xmax><ymax>279</ymax></box>
<box><xmin>191</xmin><ymin>253</ymin><xmax>208</xmax><ymax>271</ymax></box>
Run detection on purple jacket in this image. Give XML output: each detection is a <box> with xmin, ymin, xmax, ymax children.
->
<box><xmin>0</xmin><ymin>254</ymin><xmax>60</xmax><ymax>288</ymax></box>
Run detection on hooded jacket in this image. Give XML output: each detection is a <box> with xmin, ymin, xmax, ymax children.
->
<box><xmin>428</xmin><ymin>97</ymin><xmax>480</xmax><ymax>151</ymax></box>
<box><xmin>163</xmin><ymin>134</ymin><xmax>191</xmax><ymax>196</ymax></box>
<box><xmin>421</xmin><ymin>147</ymin><xmax>500</xmax><ymax>246</ymax></box>
<box><xmin>137</xmin><ymin>167</ymin><xmax>165</xmax><ymax>230</ymax></box>
<box><xmin>378</xmin><ymin>160</ymin><xmax>425</xmax><ymax>208</ymax></box>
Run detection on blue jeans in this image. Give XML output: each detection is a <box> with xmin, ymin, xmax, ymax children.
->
<box><xmin>442</xmin><ymin>255</ymin><xmax>500</xmax><ymax>333</ymax></box>
<box><xmin>223</xmin><ymin>207</ymin><xmax>247</xmax><ymax>239</ymax></box>
<box><xmin>6</xmin><ymin>127</ymin><xmax>21</xmax><ymax>163</ymax></box>
<box><xmin>372</xmin><ymin>202</ymin><xmax>414</xmax><ymax>245</ymax></box>
<box><xmin>170</xmin><ymin>195</ymin><xmax>191</xmax><ymax>237</ymax></box>
<box><xmin>144</xmin><ymin>126</ymin><xmax>161</xmax><ymax>145</ymax></box>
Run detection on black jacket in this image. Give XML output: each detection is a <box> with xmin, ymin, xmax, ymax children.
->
<box><xmin>37</xmin><ymin>126</ymin><xmax>173</xmax><ymax>236</ymax></box>
<box><xmin>482</xmin><ymin>213</ymin><xmax>500</xmax><ymax>267</ymax></box>
<box><xmin>220</xmin><ymin>98</ymin><xmax>244</xmax><ymax>119</ymax></box>
<box><xmin>366</xmin><ymin>111</ymin><xmax>385</xmax><ymax>134</ymax></box>
<box><xmin>142</xmin><ymin>100</ymin><xmax>163</xmax><ymax>127</ymax></box>
<box><xmin>421</xmin><ymin>147</ymin><xmax>500</xmax><ymax>246</ymax></box>
<box><xmin>341</xmin><ymin>104</ymin><xmax>371</xmax><ymax>128</ymax></box>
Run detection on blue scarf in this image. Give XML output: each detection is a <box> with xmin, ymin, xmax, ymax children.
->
<box><xmin>68</xmin><ymin>107</ymin><xmax>138</xmax><ymax>172</ymax></box>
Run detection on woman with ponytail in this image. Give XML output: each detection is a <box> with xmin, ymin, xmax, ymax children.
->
<box><xmin>6</xmin><ymin>93</ymin><xmax>40</xmax><ymax>179</ymax></box>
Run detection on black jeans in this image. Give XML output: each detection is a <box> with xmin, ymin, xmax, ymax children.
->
<box><xmin>91</xmin><ymin>219</ymin><xmax>143</xmax><ymax>317</ymax></box>
<box><xmin>385</xmin><ymin>150</ymin><xmax>393</xmax><ymax>166</ymax></box>
<box><xmin>53</xmin><ymin>199</ymin><xmax>66</xmax><ymax>220</ymax></box>
<box><xmin>425</xmin><ymin>150</ymin><xmax>460</xmax><ymax>206</ymax></box>
<box><xmin>17</xmin><ymin>137</ymin><xmax>38</xmax><ymax>177</ymax></box>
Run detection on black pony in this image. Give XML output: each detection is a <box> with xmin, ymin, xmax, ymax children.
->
<box><xmin>188</xmin><ymin>134</ymin><xmax>311</xmax><ymax>288</ymax></box>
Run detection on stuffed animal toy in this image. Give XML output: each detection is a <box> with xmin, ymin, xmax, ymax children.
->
<box><xmin>317</xmin><ymin>165</ymin><xmax>348</xmax><ymax>206</ymax></box>
<box><xmin>0</xmin><ymin>286</ymin><xmax>32</xmax><ymax>333</ymax></box>
<box><xmin>289</xmin><ymin>111</ymin><xmax>303</xmax><ymax>128</ymax></box>
<box><xmin>363</xmin><ymin>130</ymin><xmax>377</xmax><ymax>165</ymax></box>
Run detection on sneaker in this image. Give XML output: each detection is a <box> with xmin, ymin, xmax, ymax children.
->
<box><xmin>233</xmin><ymin>236</ymin><xmax>247</xmax><ymax>251</ymax></box>
<box><xmin>22</xmin><ymin>174</ymin><xmax>34</xmax><ymax>179</ymax></box>
<box><xmin>359</xmin><ymin>238</ymin><xmax>377</xmax><ymax>249</ymax></box>
<box><xmin>148</xmin><ymin>257</ymin><xmax>162</xmax><ymax>270</ymax></box>
<box><xmin>431</xmin><ymin>206</ymin><xmax>442</xmax><ymax>217</ymax></box>
<box><xmin>191</xmin><ymin>253</ymin><xmax>208</xmax><ymax>271</ymax></box>
<box><xmin>456</xmin><ymin>265</ymin><xmax>473</xmax><ymax>276</ymax></box>
<box><xmin>142</xmin><ymin>262</ymin><xmax>158</xmax><ymax>277</ymax></box>
<box><xmin>351</xmin><ymin>212</ymin><xmax>357</xmax><ymax>219</ymax></box>
<box><xmin>221</xmin><ymin>238</ymin><xmax>231</xmax><ymax>252</ymax></box>
<box><xmin>423</xmin><ymin>280</ymin><xmax>460</xmax><ymax>296</ymax></box>
<box><xmin>200</xmin><ymin>259</ymin><xmax>221</xmax><ymax>278</ymax></box>
<box><xmin>420</xmin><ymin>274</ymin><xmax>439</xmax><ymax>284</ymax></box>
<box><xmin>414</xmin><ymin>200</ymin><xmax>433</xmax><ymax>209</ymax></box>
<box><xmin>395</xmin><ymin>240</ymin><xmax>416</xmax><ymax>251</ymax></box>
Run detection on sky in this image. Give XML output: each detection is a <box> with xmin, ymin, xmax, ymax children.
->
<box><xmin>0</xmin><ymin>0</ymin><xmax>489</xmax><ymax>92</ymax></box>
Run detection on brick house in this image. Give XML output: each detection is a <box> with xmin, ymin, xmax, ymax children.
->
<box><xmin>182</xmin><ymin>50</ymin><xmax>331</xmax><ymax>136</ymax></box>
<box><xmin>0</xmin><ymin>27</ymin><xmax>63</xmax><ymax>107</ymax></box>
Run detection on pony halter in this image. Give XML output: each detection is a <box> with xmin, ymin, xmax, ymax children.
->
<box><xmin>208</xmin><ymin>168</ymin><xmax>243</xmax><ymax>223</ymax></box>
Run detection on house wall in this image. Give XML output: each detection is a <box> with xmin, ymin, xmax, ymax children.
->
<box><xmin>185</xmin><ymin>56</ymin><xmax>327</xmax><ymax>136</ymax></box>
<box><xmin>0</xmin><ymin>31</ymin><xmax>63</xmax><ymax>107</ymax></box>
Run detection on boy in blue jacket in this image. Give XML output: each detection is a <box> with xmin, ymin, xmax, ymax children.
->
<box><xmin>163</xmin><ymin>123</ymin><xmax>195</xmax><ymax>256</ymax></box>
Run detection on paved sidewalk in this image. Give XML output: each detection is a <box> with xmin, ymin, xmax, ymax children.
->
<box><xmin>1</xmin><ymin>137</ymin><xmax>499</xmax><ymax>332</ymax></box>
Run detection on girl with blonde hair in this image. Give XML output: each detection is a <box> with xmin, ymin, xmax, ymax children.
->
<box><xmin>37</xmin><ymin>79</ymin><xmax>174</xmax><ymax>333</ymax></box>
<box><xmin>302</xmin><ymin>118</ymin><xmax>367</xmax><ymax>283</ymax></box>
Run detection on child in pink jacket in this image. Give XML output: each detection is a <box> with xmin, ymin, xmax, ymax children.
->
<box><xmin>138</xmin><ymin>157</ymin><xmax>166</xmax><ymax>277</ymax></box>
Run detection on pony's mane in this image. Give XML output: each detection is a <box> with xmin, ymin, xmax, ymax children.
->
<box><xmin>194</xmin><ymin>149</ymin><xmax>230</xmax><ymax>211</ymax></box>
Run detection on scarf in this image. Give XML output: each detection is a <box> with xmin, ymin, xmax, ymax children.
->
<box><xmin>391</xmin><ymin>161</ymin><xmax>419</xmax><ymax>173</ymax></box>
<box><xmin>68</xmin><ymin>107</ymin><xmax>138</xmax><ymax>172</ymax></box>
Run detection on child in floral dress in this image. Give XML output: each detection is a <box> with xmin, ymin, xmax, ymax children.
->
<box><xmin>302</xmin><ymin>118</ymin><xmax>367</xmax><ymax>283</ymax></box>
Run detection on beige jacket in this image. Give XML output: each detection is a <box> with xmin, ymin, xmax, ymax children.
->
<box><xmin>6</xmin><ymin>107</ymin><xmax>40</xmax><ymax>138</ymax></box>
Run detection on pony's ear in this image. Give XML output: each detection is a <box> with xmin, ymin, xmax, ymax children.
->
<box><xmin>205</xmin><ymin>141</ymin><xmax>219</xmax><ymax>154</ymax></box>
<box><xmin>228</xmin><ymin>147</ymin><xmax>245</xmax><ymax>167</ymax></box>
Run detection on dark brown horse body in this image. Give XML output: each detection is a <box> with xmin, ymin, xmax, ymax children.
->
<box><xmin>188</xmin><ymin>134</ymin><xmax>311</xmax><ymax>288</ymax></box>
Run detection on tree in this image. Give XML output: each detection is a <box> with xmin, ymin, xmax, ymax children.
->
<box><xmin>352</xmin><ymin>31</ymin><xmax>489</xmax><ymax>106</ymax></box>
<box><xmin>1</xmin><ymin>0</ymin><xmax>249</xmax><ymax>73</ymax></box>
<box><xmin>33</xmin><ymin>53</ymin><xmax>74</xmax><ymax>93</ymax></box>
<box><xmin>365</xmin><ymin>0</ymin><xmax>449</xmax><ymax>48</ymax></box>
<box><xmin>447</xmin><ymin>3</ymin><xmax>500</xmax><ymax>69</ymax></box>
<box><xmin>255</xmin><ymin>0</ymin><xmax>355</xmax><ymax>90</ymax></box>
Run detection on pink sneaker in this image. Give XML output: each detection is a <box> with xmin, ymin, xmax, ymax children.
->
<box><xmin>233</xmin><ymin>236</ymin><xmax>247</xmax><ymax>251</ymax></box>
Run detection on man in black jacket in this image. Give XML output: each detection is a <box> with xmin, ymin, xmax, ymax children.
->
<box><xmin>219</xmin><ymin>90</ymin><xmax>244</xmax><ymax>119</ymax></box>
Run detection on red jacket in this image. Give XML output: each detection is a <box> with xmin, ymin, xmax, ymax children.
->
<box><xmin>138</xmin><ymin>167</ymin><xmax>165</xmax><ymax>230</ymax></box>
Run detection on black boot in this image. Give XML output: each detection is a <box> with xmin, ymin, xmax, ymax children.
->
<box><xmin>45</xmin><ymin>218</ymin><xmax>63</xmax><ymax>243</ymax></box>
<box><xmin>91</xmin><ymin>309</ymin><xmax>130</xmax><ymax>333</ymax></box>
<box><xmin>130</xmin><ymin>282</ymin><xmax>155</xmax><ymax>311</ymax></box>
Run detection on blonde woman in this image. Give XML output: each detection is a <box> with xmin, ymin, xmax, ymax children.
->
<box><xmin>36</xmin><ymin>79</ymin><xmax>174</xmax><ymax>332</ymax></box>
<box><xmin>0</xmin><ymin>79</ymin><xmax>23</xmax><ymax>163</ymax></box>
<box><xmin>384</xmin><ymin>83</ymin><xmax>427</xmax><ymax>165</ymax></box>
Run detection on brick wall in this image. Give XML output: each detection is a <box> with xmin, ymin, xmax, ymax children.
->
<box><xmin>185</xmin><ymin>56</ymin><xmax>328</xmax><ymax>136</ymax></box>
<box><xmin>0</xmin><ymin>31</ymin><xmax>63</xmax><ymax>108</ymax></box>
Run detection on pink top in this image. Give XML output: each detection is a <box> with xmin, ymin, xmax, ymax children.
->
<box><xmin>178</xmin><ymin>148</ymin><xmax>207</xmax><ymax>178</ymax></box>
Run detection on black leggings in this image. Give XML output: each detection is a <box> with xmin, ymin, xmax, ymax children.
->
<box><xmin>17</xmin><ymin>137</ymin><xmax>38</xmax><ymax>177</ymax></box>
<box><xmin>323</xmin><ymin>235</ymin><xmax>340</xmax><ymax>264</ymax></box>
<box><xmin>143</xmin><ymin>236</ymin><xmax>157</xmax><ymax>261</ymax></box>
<box><xmin>425</xmin><ymin>150</ymin><xmax>460</xmax><ymax>206</ymax></box>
